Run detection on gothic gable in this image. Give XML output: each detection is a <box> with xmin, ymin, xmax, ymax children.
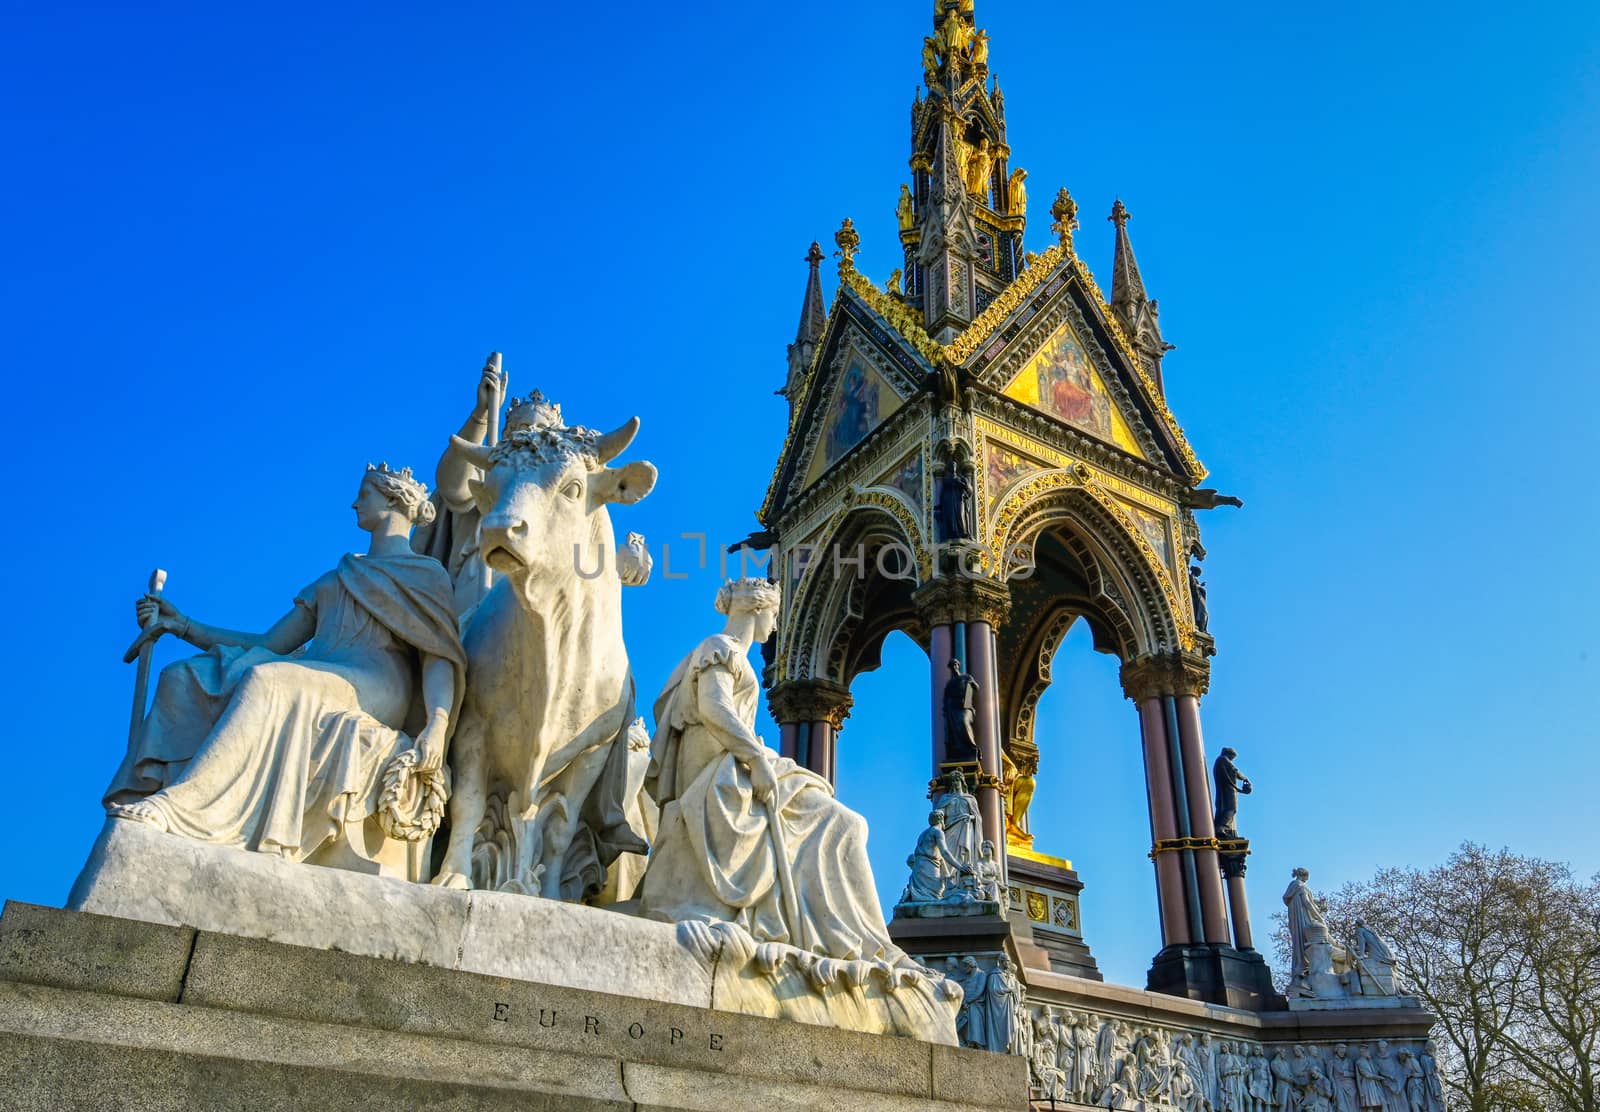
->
<box><xmin>763</xmin><ymin>285</ymin><xmax>934</xmax><ymax>524</ymax></box>
<box><xmin>953</xmin><ymin>251</ymin><xmax>1205</xmax><ymax>482</ymax></box>
<box><xmin>1000</xmin><ymin>319</ymin><xmax>1146</xmax><ymax>459</ymax></box>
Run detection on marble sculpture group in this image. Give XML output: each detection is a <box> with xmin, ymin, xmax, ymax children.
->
<box><xmin>83</xmin><ymin>355</ymin><xmax>960</xmax><ymax>1042</ymax></box>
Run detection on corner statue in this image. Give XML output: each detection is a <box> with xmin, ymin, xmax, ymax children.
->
<box><xmin>104</xmin><ymin>465</ymin><xmax>466</xmax><ymax>878</ymax></box>
<box><xmin>641</xmin><ymin>579</ymin><xmax>905</xmax><ymax>963</ymax></box>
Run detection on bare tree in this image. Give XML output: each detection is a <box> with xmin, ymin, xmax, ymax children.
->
<box><xmin>1272</xmin><ymin>843</ymin><xmax>1600</xmax><ymax>1112</ymax></box>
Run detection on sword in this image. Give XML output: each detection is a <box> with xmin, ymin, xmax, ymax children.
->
<box><xmin>122</xmin><ymin>568</ymin><xmax>167</xmax><ymax>754</ymax></box>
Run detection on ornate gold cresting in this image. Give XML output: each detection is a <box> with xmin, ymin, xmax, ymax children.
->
<box><xmin>944</xmin><ymin>242</ymin><xmax>1067</xmax><ymax>363</ymax></box>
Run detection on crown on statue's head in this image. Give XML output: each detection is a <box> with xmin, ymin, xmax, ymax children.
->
<box><xmin>504</xmin><ymin>389</ymin><xmax>564</xmax><ymax>433</ymax></box>
<box><xmin>714</xmin><ymin>577</ymin><xmax>782</xmax><ymax>616</ymax></box>
<box><xmin>364</xmin><ymin>461</ymin><xmax>430</xmax><ymax>501</ymax></box>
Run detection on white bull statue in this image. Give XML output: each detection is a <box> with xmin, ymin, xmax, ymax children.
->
<box><xmin>431</xmin><ymin>402</ymin><xmax>657</xmax><ymax>900</ymax></box>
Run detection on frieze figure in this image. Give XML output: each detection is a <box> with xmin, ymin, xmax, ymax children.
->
<box><xmin>1212</xmin><ymin>746</ymin><xmax>1253</xmax><ymax>840</ymax></box>
<box><xmin>985</xmin><ymin>954</ymin><xmax>1024</xmax><ymax>1053</ymax></box>
<box><xmin>106</xmin><ymin>464</ymin><xmax>467</xmax><ymax>878</ymax></box>
<box><xmin>1354</xmin><ymin>1044</ymin><xmax>1386</xmax><ymax>1109</ymax></box>
<box><xmin>943</xmin><ymin>658</ymin><xmax>980</xmax><ymax>762</ymax></box>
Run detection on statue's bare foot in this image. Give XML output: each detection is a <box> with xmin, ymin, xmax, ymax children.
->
<box><xmin>108</xmin><ymin>800</ymin><xmax>167</xmax><ymax>832</ymax></box>
<box><xmin>431</xmin><ymin>870</ymin><xmax>470</xmax><ymax>890</ymax></box>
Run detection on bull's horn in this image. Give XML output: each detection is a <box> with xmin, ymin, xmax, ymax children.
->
<box><xmin>449</xmin><ymin>434</ymin><xmax>495</xmax><ymax>471</ymax></box>
<box><xmin>595</xmin><ymin>416</ymin><xmax>641</xmax><ymax>464</ymax></box>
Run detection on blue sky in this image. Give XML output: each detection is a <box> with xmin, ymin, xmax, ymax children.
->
<box><xmin>3</xmin><ymin>1</ymin><xmax>1597</xmax><ymax>986</ymax></box>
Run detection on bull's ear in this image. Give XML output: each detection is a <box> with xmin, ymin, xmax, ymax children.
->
<box><xmin>593</xmin><ymin>460</ymin><xmax>657</xmax><ymax>506</ymax></box>
<box><xmin>467</xmin><ymin>477</ymin><xmax>494</xmax><ymax>513</ymax></box>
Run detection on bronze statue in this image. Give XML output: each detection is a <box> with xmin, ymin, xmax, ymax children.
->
<box><xmin>938</xmin><ymin>460</ymin><xmax>975</xmax><ymax>542</ymax></box>
<box><xmin>943</xmin><ymin>658</ymin><xmax>979</xmax><ymax>761</ymax></box>
<box><xmin>1212</xmin><ymin>746</ymin><xmax>1252</xmax><ymax>840</ymax></box>
<box><xmin>1188</xmin><ymin>565</ymin><xmax>1209</xmax><ymax>632</ymax></box>
<box><xmin>897</xmin><ymin>183</ymin><xmax>915</xmax><ymax>231</ymax></box>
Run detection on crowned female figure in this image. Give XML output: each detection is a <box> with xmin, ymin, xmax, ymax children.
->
<box><xmin>104</xmin><ymin>464</ymin><xmax>466</xmax><ymax>871</ymax></box>
<box><xmin>640</xmin><ymin>578</ymin><xmax>903</xmax><ymax>964</ymax></box>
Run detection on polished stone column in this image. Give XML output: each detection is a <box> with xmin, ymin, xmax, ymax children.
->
<box><xmin>1137</xmin><ymin>696</ymin><xmax>1191</xmax><ymax>947</ymax></box>
<box><xmin>912</xmin><ymin>576</ymin><xmax>1011</xmax><ymax>856</ymax></box>
<box><xmin>1174</xmin><ymin>694</ymin><xmax>1231</xmax><ymax>945</ymax></box>
<box><xmin>1220</xmin><ymin>847</ymin><xmax>1255</xmax><ymax>951</ymax></box>
<box><xmin>767</xmin><ymin>679</ymin><xmax>852</xmax><ymax>786</ymax></box>
<box><xmin>929</xmin><ymin>623</ymin><xmax>953</xmax><ymax>772</ymax></box>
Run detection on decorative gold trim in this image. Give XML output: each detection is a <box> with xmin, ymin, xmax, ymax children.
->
<box><xmin>1072</xmin><ymin>257</ymin><xmax>1207</xmax><ymax>482</ymax></box>
<box><xmin>1149</xmin><ymin>835</ymin><xmax>1221</xmax><ymax>858</ymax></box>
<box><xmin>1009</xmin><ymin>844</ymin><xmax>1074</xmax><ymax>871</ymax></box>
<box><xmin>841</xmin><ymin>270</ymin><xmax>944</xmax><ymax>368</ymax></box>
<box><xmin>944</xmin><ymin>243</ymin><xmax>1067</xmax><ymax>363</ymax></box>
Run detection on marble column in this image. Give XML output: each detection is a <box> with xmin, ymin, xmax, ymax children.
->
<box><xmin>1137</xmin><ymin>697</ymin><xmax>1190</xmax><ymax>947</ymax></box>
<box><xmin>1174</xmin><ymin>694</ymin><xmax>1230</xmax><ymax>945</ymax></box>
<box><xmin>779</xmin><ymin>722</ymin><xmax>798</xmax><ymax>763</ymax></box>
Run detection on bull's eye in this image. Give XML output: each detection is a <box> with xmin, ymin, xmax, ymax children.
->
<box><xmin>561</xmin><ymin>480</ymin><xmax>582</xmax><ymax>501</ymax></box>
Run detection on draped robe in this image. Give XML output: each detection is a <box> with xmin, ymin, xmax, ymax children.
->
<box><xmin>640</xmin><ymin>634</ymin><xmax>901</xmax><ymax>962</ymax></box>
<box><xmin>105</xmin><ymin>553</ymin><xmax>465</xmax><ymax>860</ymax></box>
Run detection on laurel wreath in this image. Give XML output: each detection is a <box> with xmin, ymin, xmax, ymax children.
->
<box><xmin>376</xmin><ymin>748</ymin><xmax>449</xmax><ymax>841</ymax></box>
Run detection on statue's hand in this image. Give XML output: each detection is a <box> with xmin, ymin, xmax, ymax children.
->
<box><xmin>415</xmin><ymin>712</ymin><xmax>449</xmax><ymax>772</ymax></box>
<box><xmin>474</xmin><ymin>362</ymin><xmax>506</xmax><ymax>420</ymax></box>
<box><xmin>135</xmin><ymin>593</ymin><xmax>183</xmax><ymax>632</ymax></box>
<box><xmin>749</xmin><ymin>754</ymin><xmax>777</xmax><ymax>804</ymax></box>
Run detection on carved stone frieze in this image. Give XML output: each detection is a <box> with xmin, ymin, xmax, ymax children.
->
<box><xmin>1020</xmin><ymin>998</ymin><xmax>1449</xmax><ymax>1111</ymax></box>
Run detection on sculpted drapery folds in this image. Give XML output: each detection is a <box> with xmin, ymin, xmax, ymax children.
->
<box><xmin>107</xmin><ymin>465</ymin><xmax>465</xmax><ymax>871</ymax></box>
<box><xmin>640</xmin><ymin>578</ymin><xmax>912</xmax><ymax>967</ymax></box>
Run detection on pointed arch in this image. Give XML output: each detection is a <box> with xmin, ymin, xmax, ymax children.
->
<box><xmin>781</xmin><ymin>503</ymin><xmax>927</xmax><ymax>686</ymax></box>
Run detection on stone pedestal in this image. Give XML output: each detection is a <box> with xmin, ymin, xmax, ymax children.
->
<box><xmin>67</xmin><ymin>817</ymin><xmax>961</xmax><ymax>1043</ymax></box>
<box><xmin>1145</xmin><ymin>941</ymin><xmax>1283</xmax><ymax>1012</ymax></box>
<box><xmin>0</xmin><ymin>901</ymin><xmax>1028</xmax><ymax>1111</ymax></box>
<box><xmin>1003</xmin><ymin>847</ymin><xmax>1101</xmax><ymax>981</ymax></box>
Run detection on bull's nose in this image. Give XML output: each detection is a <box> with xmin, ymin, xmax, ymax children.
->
<box><xmin>481</xmin><ymin>515</ymin><xmax>529</xmax><ymax>538</ymax></box>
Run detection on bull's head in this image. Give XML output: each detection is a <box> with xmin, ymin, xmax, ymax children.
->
<box><xmin>449</xmin><ymin>415</ymin><xmax>656</xmax><ymax>601</ymax></box>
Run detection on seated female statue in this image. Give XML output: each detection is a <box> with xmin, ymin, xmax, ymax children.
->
<box><xmin>104</xmin><ymin>464</ymin><xmax>467</xmax><ymax>875</ymax></box>
<box><xmin>640</xmin><ymin>577</ymin><xmax>906</xmax><ymax>965</ymax></box>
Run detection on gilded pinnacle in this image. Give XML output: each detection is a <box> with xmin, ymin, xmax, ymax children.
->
<box><xmin>834</xmin><ymin>217</ymin><xmax>861</xmax><ymax>273</ymax></box>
